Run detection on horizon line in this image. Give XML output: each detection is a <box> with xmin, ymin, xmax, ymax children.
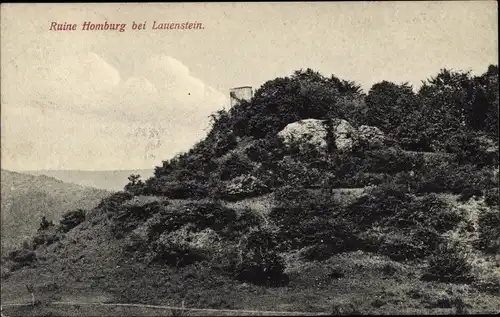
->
<box><xmin>3</xmin><ymin>168</ymin><xmax>156</xmax><ymax>173</ymax></box>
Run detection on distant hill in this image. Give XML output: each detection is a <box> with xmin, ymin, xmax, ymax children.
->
<box><xmin>22</xmin><ymin>169</ymin><xmax>155</xmax><ymax>192</ymax></box>
<box><xmin>0</xmin><ymin>169</ymin><xmax>110</xmax><ymax>254</ymax></box>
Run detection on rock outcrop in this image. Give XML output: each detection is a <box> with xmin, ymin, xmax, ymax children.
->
<box><xmin>277</xmin><ymin>119</ymin><xmax>329</xmax><ymax>151</ymax></box>
<box><xmin>277</xmin><ymin>118</ymin><xmax>359</xmax><ymax>152</ymax></box>
<box><xmin>331</xmin><ymin>118</ymin><xmax>357</xmax><ymax>152</ymax></box>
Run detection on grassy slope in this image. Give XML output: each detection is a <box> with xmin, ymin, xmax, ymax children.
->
<box><xmin>1</xmin><ymin>135</ymin><xmax>498</xmax><ymax>316</ymax></box>
<box><xmin>2</xmin><ymin>191</ymin><xmax>499</xmax><ymax>316</ymax></box>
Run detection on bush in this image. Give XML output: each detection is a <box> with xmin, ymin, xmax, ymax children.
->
<box><xmin>145</xmin><ymin>201</ymin><xmax>238</xmax><ymax>242</ymax></box>
<box><xmin>59</xmin><ymin>209</ymin><xmax>86</xmax><ymax>233</ymax></box>
<box><xmin>345</xmin><ymin>182</ymin><xmax>412</xmax><ymax>228</ymax></box>
<box><xmin>214</xmin><ymin>175</ymin><xmax>270</xmax><ymax>201</ymax></box>
<box><xmin>9</xmin><ymin>249</ymin><xmax>37</xmax><ymax>270</ymax></box>
<box><xmin>150</xmin><ymin>227</ymin><xmax>218</xmax><ymax>267</ymax></box>
<box><xmin>301</xmin><ymin>244</ymin><xmax>338</xmax><ymax>261</ymax></box>
<box><xmin>112</xmin><ymin>201</ymin><xmax>164</xmax><ymax>237</ymax></box>
<box><xmin>348</xmin><ymin>181</ymin><xmax>463</xmax><ymax>233</ymax></box>
<box><xmin>412</xmin><ymin>162</ymin><xmax>495</xmax><ymax>196</ymax></box>
<box><xmin>377</xmin><ymin>227</ymin><xmax>445</xmax><ymax>261</ymax></box>
<box><xmin>149</xmin><ymin>180</ymin><xmax>209</xmax><ymax>199</ymax></box>
<box><xmin>33</xmin><ymin>232</ymin><xmax>61</xmax><ymax>249</ymax></box>
<box><xmin>409</xmin><ymin>194</ymin><xmax>463</xmax><ymax>233</ymax></box>
<box><xmin>476</xmin><ymin>208</ymin><xmax>500</xmax><ymax>253</ymax></box>
<box><xmin>271</xmin><ymin>186</ymin><xmax>364</xmax><ymax>257</ymax></box>
<box><xmin>353</xmin><ymin>147</ymin><xmax>425</xmax><ymax>174</ymax></box>
<box><xmin>219</xmin><ymin>154</ymin><xmax>254</xmax><ymax>181</ymax></box>
<box><xmin>484</xmin><ymin>187</ymin><xmax>499</xmax><ymax>206</ymax></box>
<box><xmin>458</xmin><ymin>187</ymin><xmax>483</xmax><ymax>202</ymax></box>
<box><xmin>124</xmin><ymin>174</ymin><xmax>147</xmax><ymax>195</ymax></box>
<box><xmin>444</xmin><ymin>131</ymin><xmax>498</xmax><ymax>167</ymax></box>
<box><xmin>223</xmin><ymin>208</ymin><xmax>264</xmax><ymax>239</ymax></box>
<box><xmin>235</xmin><ymin>227</ymin><xmax>288</xmax><ymax>286</ymax></box>
<box><xmin>422</xmin><ymin>241</ymin><xmax>474</xmax><ymax>283</ymax></box>
<box><xmin>38</xmin><ymin>216</ymin><xmax>54</xmax><ymax>232</ymax></box>
<box><xmin>97</xmin><ymin>191</ymin><xmax>133</xmax><ymax>210</ymax></box>
<box><xmin>213</xmin><ymin>131</ymin><xmax>238</xmax><ymax>157</ymax></box>
<box><xmin>472</xmin><ymin>273</ymin><xmax>500</xmax><ymax>295</ymax></box>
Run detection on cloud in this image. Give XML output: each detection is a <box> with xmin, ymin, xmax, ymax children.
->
<box><xmin>2</xmin><ymin>52</ymin><xmax>229</xmax><ymax>170</ymax></box>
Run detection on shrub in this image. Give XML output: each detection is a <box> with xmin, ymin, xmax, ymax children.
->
<box><xmin>378</xmin><ymin>227</ymin><xmax>445</xmax><ymax>261</ymax></box>
<box><xmin>213</xmin><ymin>131</ymin><xmax>238</xmax><ymax>157</ymax></box>
<box><xmin>345</xmin><ymin>182</ymin><xmax>412</xmax><ymax>228</ymax></box>
<box><xmin>472</xmin><ymin>273</ymin><xmax>500</xmax><ymax>295</ymax></box>
<box><xmin>33</xmin><ymin>232</ymin><xmax>61</xmax><ymax>249</ymax></box>
<box><xmin>124</xmin><ymin>174</ymin><xmax>147</xmax><ymax>195</ymax></box>
<box><xmin>353</xmin><ymin>147</ymin><xmax>425</xmax><ymax>175</ymax></box>
<box><xmin>301</xmin><ymin>244</ymin><xmax>338</xmax><ymax>261</ymax></box>
<box><xmin>476</xmin><ymin>208</ymin><xmax>500</xmax><ymax>253</ymax></box>
<box><xmin>145</xmin><ymin>201</ymin><xmax>238</xmax><ymax>242</ymax></box>
<box><xmin>484</xmin><ymin>187</ymin><xmax>499</xmax><ymax>206</ymax></box>
<box><xmin>149</xmin><ymin>180</ymin><xmax>209</xmax><ymax>199</ymax></box>
<box><xmin>112</xmin><ymin>201</ymin><xmax>164</xmax><ymax>237</ymax></box>
<box><xmin>409</xmin><ymin>194</ymin><xmax>463</xmax><ymax>233</ymax></box>
<box><xmin>124</xmin><ymin>231</ymin><xmax>149</xmax><ymax>254</ymax></box>
<box><xmin>458</xmin><ymin>187</ymin><xmax>483</xmax><ymax>202</ymax></box>
<box><xmin>271</xmin><ymin>186</ymin><xmax>365</xmax><ymax>257</ymax></box>
<box><xmin>151</xmin><ymin>234</ymin><xmax>204</xmax><ymax>267</ymax></box>
<box><xmin>271</xmin><ymin>186</ymin><xmax>347</xmax><ymax>250</ymax></box>
<box><xmin>245</xmin><ymin>136</ymin><xmax>286</xmax><ymax>163</ymax></box>
<box><xmin>444</xmin><ymin>131</ymin><xmax>498</xmax><ymax>167</ymax></box>
<box><xmin>235</xmin><ymin>227</ymin><xmax>289</xmax><ymax>286</ymax></box>
<box><xmin>422</xmin><ymin>241</ymin><xmax>474</xmax><ymax>283</ymax></box>
<box><xmin>209</xmin><ymin>244</ymin><xmax>240</xmax><ymax>274</ymax></box>
<box><xmin>215</xmin><ymin>175</ymin><xmax>270</xmax><ymax>201</ymax></box>
<box><xmin>9</xmin><ymin>249</ymin><xmax>37</xmax><ymax>270</ymax></box>
<box><xmin>219</xmin><ymin>154</ymin><xmax>254</xmax><ymax>181</ymax></box>
<box><xmin>1</xmin><ymin>266</ymin><xmax>12</xmax><ymax>279</ymax></box>
<box><xmin>38</xmin><ymin>216</ymin><xmax>54</xmax><ymax>232</ymax></box>
<box><xmin>150</xmin><ymin>227</ymin><xmax>220</xmax><ymax>267</ymax></box>
<box><xmin>347</xmin><ymin>182</ymin><xmax>463</xmax><ymax>233</ymax></box>
<box><xmin>223</xmin><ymin>208</ymin><xmax>264</xmax><ymax>239</ymax></box>
<box><xmin>97</xmin><ymin>191</ymin><xmax>133</xmax><ymax>211</ymax></box>
<box><xmin>59</xmin><ymin>209</ymin><xmax>86</xmax><ymax>233</ymax></box>
<box><xmin>412</xmin><ymin>162</ymin><xmax>495</xmax><ymax>196</ymax></box>
<box><xmin>346</xmin><ymin>172</ymin><xmax>389</xmax><ymax>187</ymax></box>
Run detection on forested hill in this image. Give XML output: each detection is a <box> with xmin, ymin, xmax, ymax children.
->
<box><xmin>1</xmin><ymin>170</ymin><xmax>110</xmax><ymax>254</ymax></box>
<box><xmin>2</xmin><ymin>65</ymin><xmax>498</xmax><ymax>315</ymax></box>
<box><xmin>138</xmin><ymin>65</ymin><xmax>498</xmax><ymax>198</ymax></box>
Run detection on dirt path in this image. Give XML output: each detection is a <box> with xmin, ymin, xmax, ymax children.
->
<box><xmin>2</xmin><ymin>300</ymin><xmax>329</xmax><ymax>316</ymax></box>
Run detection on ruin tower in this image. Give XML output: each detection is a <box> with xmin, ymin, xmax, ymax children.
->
<box><xmin>229</xmin><ymin>86</ymin><xmax>253</xmax><ymax>108</ymax></box>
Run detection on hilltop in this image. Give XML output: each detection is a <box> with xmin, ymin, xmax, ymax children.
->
<box><xmin>1</xmin><ymin>170</ymin><xmax>110</xmax><ymax>255</ymax></box>
<box><xmin>24</xmin><ymin>169</ymin><xmax>155</xmax><ymax>192</ymax></box>
<box><xmin>1</xmin><ymin>66</ymin><xmax>499</xmax><ymax>316</ymax></box>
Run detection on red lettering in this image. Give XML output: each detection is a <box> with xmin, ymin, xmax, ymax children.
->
<box><xmin>49</xmin><ymin>22</ymin><xmax>77</xmax><ymax>31</ymax></box>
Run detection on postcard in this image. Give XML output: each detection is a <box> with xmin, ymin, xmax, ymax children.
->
<box><xmin>1</xmin><ymin>2</ymin><xmax>498</xmax><ymax>316</ymax></box>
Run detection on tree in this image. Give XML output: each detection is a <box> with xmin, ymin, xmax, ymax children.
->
<box><xmin>365</xmin><ymin>81</ymin><xmax>419</xmax><ymax>135</ymax></box>
<box><xmin>476</xmin><ymin>65</ymin><xmax>499</xmax><ymax>137</ymax></box>
<box><xmin>125</xmin><ymin>174</ymin><xmax>145</xmax><ymax>195</ymax></box>
<box><xmin>228</xmin><ymin>69</ymin><xmax>363</xmax><ymax>138</ymax></box>
<box><xmin>416</xmin><ymin>69</ymin><xmax>473</xmax><ymax>150</ymax></box>
<box><xmin>38</xmin><ymin>216</ymin><xmax>54</xmax><ymax>232</ymax></box>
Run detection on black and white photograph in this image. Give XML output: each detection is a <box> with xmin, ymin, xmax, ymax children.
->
<box><xmin>1</xmin><ymin>2</ymin><xmax>499</xmax><ymax>316</ymax></box>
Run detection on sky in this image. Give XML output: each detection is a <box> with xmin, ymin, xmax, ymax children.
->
<box><xmin>1</xmin><ymin>2</ymin><xmax>498</xmax><ymax>171</ymax></box>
